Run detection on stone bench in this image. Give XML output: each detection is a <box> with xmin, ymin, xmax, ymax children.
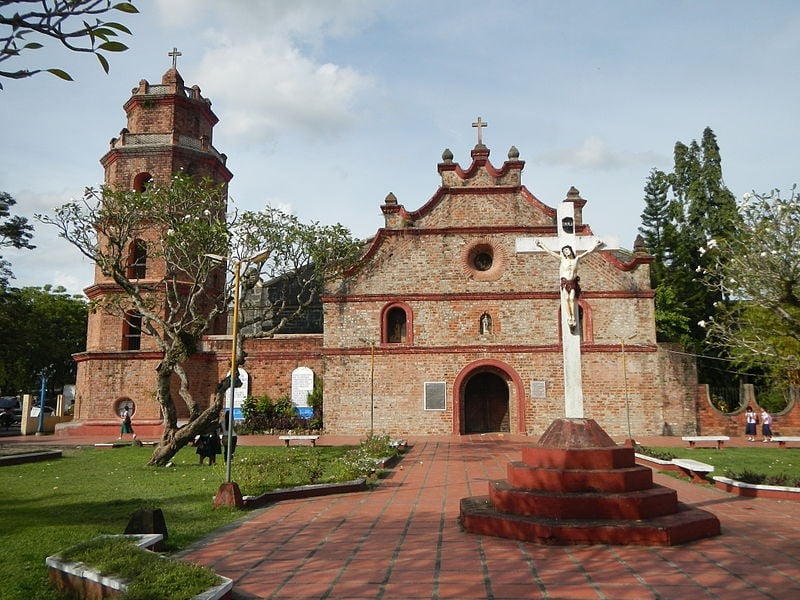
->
<box><xmin>681</xmin><ymin>435</ymin><xmax>730</xmax><ymax>450</ymax></box>
<box><xmin>771</xmin><ymin>436</ymin><xmax>800</xmax><ymax>449</ymax></box>
<box><xmin>672</xmin><ymin>458</ymin><xmax>714</xmax><ymax>484</ymax></box>
<box><xmin>279</xmin><ymin>435</ymin><xmax>320</xmax><ymax>447</ymax></box>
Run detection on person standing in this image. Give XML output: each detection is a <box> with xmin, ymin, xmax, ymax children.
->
<box><xmin>118</xmin><ymin>406</ymin><xmax>136</xmax><ymax>441</ymax></box>
<box><xmin>761</xmin><ymin>408</ymin><xmax>773</xmax><ymax>442</ymax></box>
<box><xmin>196</xmin><ymin>423</ymin><xmax>221</xmax><ymax>465</ymax></box>
<box><xmin>744</xmin><ymin>406</ymin><xmax>758</xmax><ymax>442</ymax></box>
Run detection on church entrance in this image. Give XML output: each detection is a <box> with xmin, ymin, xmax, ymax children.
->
<box><xmin>463</xmin><ymin>371</ymin><xmax>510</xmax><ymax>433</ymax></box>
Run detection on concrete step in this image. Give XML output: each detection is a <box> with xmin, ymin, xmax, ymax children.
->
<box><xmin>460</xmin><ymin>496</ymin><xmax>721</xmax><ymax>546</ymax></box>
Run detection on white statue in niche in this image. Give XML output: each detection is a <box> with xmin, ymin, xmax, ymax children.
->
<box><xmin>480</xmin><ymin>312</ymin><xmax>492</xmax><ymax>335</ymax></box>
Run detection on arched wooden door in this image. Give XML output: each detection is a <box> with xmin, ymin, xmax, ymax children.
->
<box><xmin>463</xmin><ymin>371</ymin><xmax>510</xmax><ymax>433</ymax></box>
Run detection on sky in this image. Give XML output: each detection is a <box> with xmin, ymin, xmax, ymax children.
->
<box><xmin>2</xmin><ymin>0</ymin><xmax>799</xmax><ymax>296</ymax></box>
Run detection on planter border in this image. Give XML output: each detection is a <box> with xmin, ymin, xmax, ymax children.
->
<box><xmin>46</xmin><ymin>534</ymin><xmax>232</xmax><ymax>600</ymax></box>
<box><xmin>0</xmin><ymin>449</ymin><xmax>62</xmax><ymax>466</ymax></box>
<box><xmin>712</xmin><ymin>476</ymin><xmax>800</xmax><ymax>502</ymax></box>
<box><xmin>635</xmin><ymin>453</ymin><xmax>800</xmax><ymax>502</ymax></box>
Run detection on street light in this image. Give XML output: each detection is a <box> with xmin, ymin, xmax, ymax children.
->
<box><xmin>619</xmin><ymin>335</ymin><xmax>635</xmax><ymax>441</ymax></box>
<box><xmin>35</xmin><ymin>366</ymin><xmax>53</xmax><ymax>435</ymax></box>
<box><xmin>206</xmin><ymin>250</ymin><xmax>271</xmax><ymax>484</ymax></box>
<box><xmin>359</xmin><ymin>338</ymin><xmax>375</xmax><ymax>437</ymax></box>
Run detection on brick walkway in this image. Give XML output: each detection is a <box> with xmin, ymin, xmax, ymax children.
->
<box><xmin>173</xmin><ymin>435</ymin><xmax>799</xmax><ymax>600</ymax></box>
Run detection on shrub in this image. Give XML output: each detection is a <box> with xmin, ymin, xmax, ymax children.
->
<box><xmin>724</xmin><ymin>468</ymin><xmax>800</xmax><ymax>487</ymax></box>
<box><xmin>634</xmin><ymin>444</ymin><xmax>676</xmax><ymax>461</ymax></box>
<box><xmin>240</xmin><ymin>394</ymin><xmax>317</xmax><ymax>434</ymax></box>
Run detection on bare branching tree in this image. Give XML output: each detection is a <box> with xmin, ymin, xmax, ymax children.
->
<box><xmin>39</xmin><ymin>172</ymin><xmax>364</xmax><ymax>466</ymax></box>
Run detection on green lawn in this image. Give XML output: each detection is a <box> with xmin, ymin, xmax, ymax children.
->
<box><xmin>0</xmin><ymin>442</ymin><xmax>381</xmax><ymax>600</ymax></box>
<box><xmin>643</xmin><ymin>446</ymin><xmax>800</xmax><ymax>484</ymax></box>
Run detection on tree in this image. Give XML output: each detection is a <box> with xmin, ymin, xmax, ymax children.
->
<box><xmin>0</xmin><ymin>0</ymin><xmax>138</xmax><ymax>88</ymax></box>
<box><xmin>703</xmin><ymin>187</ymin><xmax>800</xmax><ymax>387</ymax></box>
<box><xmin>639</xmin><ymin>169</ymin><xmax>675</xmax><ymax>288</ymax></box>
<box><xmin>0</xmin><ymin>285</ymin><xmax>87</xmax><ymax>394</ymax></box>
<box><xmin>39</xmin><ymin>172</ymin><xmax>363</xmax><ymax>465</ymax></box>
<box><xmin>639</xmin><ymin>128</ymin><xmax>742</xmax><ymax>390</ymax></box>
<box><xmin>0</xmin><ymin>191</ymin><xmax>35</xmax><ymax>288</ymax></box>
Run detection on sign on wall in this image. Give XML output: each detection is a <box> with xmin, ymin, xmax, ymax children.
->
<box><xmin>292</xmin><ymin>366</ymin><xmax>314</xmax><ymax>418</ymax></box>
<box><xmin>424</xmin><ymin>382</ymin><xmax>446</xmax><ymax>411</ymax></box>
<box><xmin>231</xmin><ymin>368</ymin><xmax>249</xmax><ymax>420</ymax></box>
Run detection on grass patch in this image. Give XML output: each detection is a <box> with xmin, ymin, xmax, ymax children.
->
<box><xmin>58</xmin><ymin>536</ymin><xmax>221</xmax><ymax>600</ymax></box>
<box><xmin>642</xmin><ymin>446</ymin><xmax>800</xmax><ymax>486</ymax></box>
<box><xmin>0</xmin><ymin>435</ymin><xmax>398</xmax><ymax>600</ymax></box>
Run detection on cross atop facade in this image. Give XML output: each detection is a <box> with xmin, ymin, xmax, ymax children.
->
<box><xmin>169</xmin><ymin>47</ymin><xmax>182</xmax><ymax>69</ymax></box>
<box><xmin>472</xmin><ymin>117</ymin><xmax>488</xmax><ymax>145</ymax></box>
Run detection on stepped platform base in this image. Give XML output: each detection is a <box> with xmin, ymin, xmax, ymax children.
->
<box><xmin>460</xmin><ymin>496</ymin><xmax>721</xmax><ymax>546</ymax></box>
<box><xmin>459</xmin><ymin>418</ymin><xmax>722</xmax><ymax>546</ymax></box>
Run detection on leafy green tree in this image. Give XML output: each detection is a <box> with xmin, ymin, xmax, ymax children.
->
<box><xmin>0</xmin><ymin>0</ymin><xmax>138</xmax><ymax>88</ymax></box>
<box><xmin>640</xmin><ymin>128</ymin><xmax>741</xmax><ymax>389</ymax></box>
<box><xmin>639</xmin><ymin>168</ymin><xmax>673</xmax><ymax>287</ymax></box>
<box><xmin>703</xmin><ymin>187</ymin><xmax>800</xmax><ymax>388</ymax></box>
<box><xmin>666</xmin><ymin>129</ymin><xmax>740</xmax><ymax>345</ymax></box>
<box><xmin>0</xmin><ymin>191</ymin><xmax>35</xmax><ymax>288</ymax></box>
<box><xmin>0</xmin><ymin>285</ymin><xmax>87</xmax><ymax>394</ymax></box>
<box><xmin>39</xmin><ymin>172</ymin><xmax>363</xmax><ymax>465</ymax></box>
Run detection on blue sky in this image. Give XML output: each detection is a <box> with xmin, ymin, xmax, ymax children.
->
<box><xmin>2</xmin><ymin>0</ymin><xmax>799</xmax><ymax>294</ymax></box>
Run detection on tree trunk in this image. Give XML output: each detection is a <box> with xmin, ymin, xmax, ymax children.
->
<box><xmin>147</xmin><ymin>367</ymin><xmax>227</xmax><ymax>466</ymax></box>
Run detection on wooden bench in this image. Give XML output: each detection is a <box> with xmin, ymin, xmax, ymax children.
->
<box><xmin>672</xmin><ymin>458</ymin><xmax>714</xmax><ymax>484</ymax></box>
<box><xmin>681</xmin><ymin>435</ymin><xmax>730</xmax><ymax>450</ymax></box>
<box><xmin>771</xmin><ymin>436</ymin><xmax>800</xmax><ymax>449</ymax></box>
<box><xmin>279</xmin><ymin>435</ymin><xmax>320</xmax><ymax>447</ymax></box>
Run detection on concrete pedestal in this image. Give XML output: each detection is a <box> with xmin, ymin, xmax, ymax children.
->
<box><xmin>460</xmin><ymin>418</ymin><xmax>721</xmax><ymax>546</ymax></box>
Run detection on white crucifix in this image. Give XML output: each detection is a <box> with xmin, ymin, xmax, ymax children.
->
<box><xmin>516</xmin><ymin>199</ymin><xmax>604</xmax><ymax>418</ymax></box>
<box><xmin>472</xmin><ymin>117</ymin><xmax>488</xmax><ymax>145</ymax></box>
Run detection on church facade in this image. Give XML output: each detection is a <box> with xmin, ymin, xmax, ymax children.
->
<box><xmin>67</xmin><ymin>66</ymin><xmax>699</xmax><ymax>439</ymax></box>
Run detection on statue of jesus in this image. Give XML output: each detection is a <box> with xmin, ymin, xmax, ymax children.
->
<box><xmin>536</xmin><ymin>239</ymin><xmax>604</xmax><ymax>330</ymax></box>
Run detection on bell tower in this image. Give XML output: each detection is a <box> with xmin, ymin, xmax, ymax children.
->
<box><xmin>72</xmin><ymin>55</ymin><xmax>232</xmax><ymax>436</ymax></box>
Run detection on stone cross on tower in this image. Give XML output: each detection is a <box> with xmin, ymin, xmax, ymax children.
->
<box><xmin>472</xmin><ymin>117</ymin><xmax>488</xmax><ymax>145</ymax></box>
<box><xmin>169</xmin><ymin>47</ymin><xmax>182</xmax><ymax>69</ymax></box>
<box><xmin>515</xmin><ymin>199</ymin><xmax>604</xmax><ymax>418</ymax></box>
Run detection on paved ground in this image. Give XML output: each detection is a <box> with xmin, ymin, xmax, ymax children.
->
<box><xmin>4</xmin><ymin>430</ymin><xmax>799</xmax><ymax>599</ymax></box>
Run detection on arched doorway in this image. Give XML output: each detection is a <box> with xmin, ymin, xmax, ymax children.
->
<box><xmin>463</xmin><ymin>371</ymin><xmax>510</xmax><ymax>433</ymax></box>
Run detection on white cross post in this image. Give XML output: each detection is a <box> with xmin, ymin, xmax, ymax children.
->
<box><xmin>516</xmin><ymin>200</ymin><xmax>604</xmax><ymax>418</ymax></box>
<box><xmin>169</xmin><ymin>47</ymin><xmax>182</xmax><ymax>69</ymax></box>
<box><xmin>472</xmin><ymin>117</ymin><xmax>488</xmax><ymax>145</ymax></box>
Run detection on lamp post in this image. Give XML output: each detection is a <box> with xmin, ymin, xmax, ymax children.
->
<box><xmin>207</xmin><ymin>250</ymin><xmax>270</xmax><ymax>484</ymax></box>
<box><xmin>619</xmin><ymin>336</ymin><xmax>635</xmax><ymax>441</ymax></box>
<box><xmin>369</xmin><ymin>341</ymin><xmax>375</xmax><ymax>437</ymax></box>
<box><xmin>359</xmin><ymin>338</ymin><xmax>375</xmax><ymax>437</ymax></box>
<box><xmin>36</xmin><ymin>366</ymin><xmax>53</xmax><ymax>435</ymax></box>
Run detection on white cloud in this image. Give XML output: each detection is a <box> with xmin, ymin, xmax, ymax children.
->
<box><xmin>539</xmin><ymin>136</ymin><xmax>662</xmax><ymax>170</ymax></box>
<box><xmin>193</xmin><ymin>40</ymin><xmax>373</xmax><ymax>143</ymax></box>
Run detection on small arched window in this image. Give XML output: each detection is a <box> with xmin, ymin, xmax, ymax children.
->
<box><xmin>381</xmin><ymin>302</ymin><xmax>413</xmax><ymax>345</ymax></box>
<box><xmin>133</xmin><ymin>172</ymin><xmax>152</xmax><ymax>193</ymax></box>
<box><xmin>122</xmin><ymin>311</ymin><xmax>142</xmax><ymax>350</ymax></box>
<box><xmin>126</xmin><ymin>239</ymin><xmax>147</xmax><ymax>279</ymax></box>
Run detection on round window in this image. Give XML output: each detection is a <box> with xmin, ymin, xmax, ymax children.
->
<box><xmin>473</xmin><ymin>252</ymin><xmax>493</xmax><ymax>271</ymax></box>
<box><xmin>114</xmin><ymin>398</ymin><xmax>136</xmax><ymax>418</ymax></box>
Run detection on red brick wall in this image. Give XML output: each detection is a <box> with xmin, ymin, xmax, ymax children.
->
<box><xmin>696</xmin><ymin>384</ymin><xmax>800</xmax><ymax>436</ymax></box>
